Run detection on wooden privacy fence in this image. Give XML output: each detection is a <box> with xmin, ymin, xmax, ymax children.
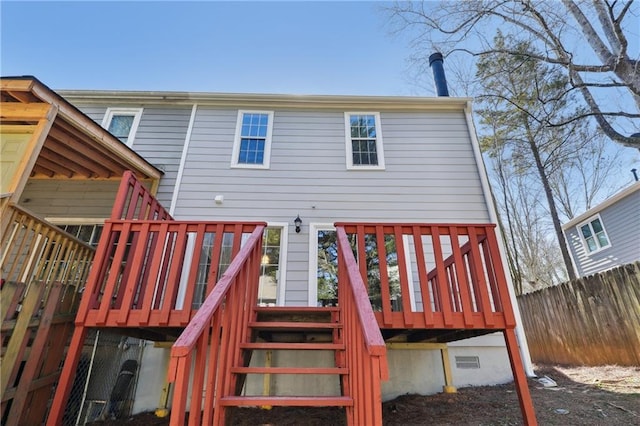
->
<box><xmin>1</xmin><ymin>203</ymin><xmax>94</xmax><ymax>425</ymax></box>
<box><xmin>517</xmin><ymin>262</ymin><xmax>640</xmax><ymax>366</ymax></box>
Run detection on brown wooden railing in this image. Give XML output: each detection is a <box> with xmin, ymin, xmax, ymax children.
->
<box><xmin>167</xmin><ymin>225</ymin><xmax>265</xmax><ymax>425</ymax></box>
<box><xmin>1</xmin><ymin>203</ymin><xmax>94</xmax><ymax>425</ymax></box>
<box><xmin>336</xmin><ymin>226</ymin><xmax>388</xmax><ymax>426</ymax></box>
<box><xmin>335</xmin><ymin>223</ymin><xmax>516</xmax><ymax>331</ymax></box>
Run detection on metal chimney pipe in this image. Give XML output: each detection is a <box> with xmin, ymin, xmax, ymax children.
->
<box><xmin>429</xmin><ymin>52</ymin><xmax>449</xmax><ymax>97</ymax></box>
<box><xmin>632</xmin><ymin>168</ymin><xmax>638</xmax><ymax>182</ymax></box>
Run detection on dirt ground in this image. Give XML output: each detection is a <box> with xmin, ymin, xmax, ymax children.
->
<box><xmin>88</xmin><ymin>364</ymin><xmax>639</xmax><ymax>425</ymax></box>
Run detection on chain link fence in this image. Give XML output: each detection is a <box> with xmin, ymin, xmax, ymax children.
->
<box><xmin>61</xmin><ymin>330</ymin><xmax>143</xmax><ymax>425</ymax></box>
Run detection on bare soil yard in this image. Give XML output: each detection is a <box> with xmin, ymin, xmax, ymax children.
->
<box><xmin>88</xmin><ymin>364</ymin><xmax>639</xmax><ymax>425</ymax></box>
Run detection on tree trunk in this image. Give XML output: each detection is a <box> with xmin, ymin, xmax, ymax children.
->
<box><xmin>525</xmin><ymin>121</ymin><xmax>578</xmax><ymax>281</ymax></box>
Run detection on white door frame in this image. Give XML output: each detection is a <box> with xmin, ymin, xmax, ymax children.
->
<box><xmin>308</xmin><ymin>223</ymin><xmax>417</xmax><ymax>311</ymax></box>
<box><xmin>308</xmin><ymin>223</ymin><xmax>335</xmax><ymax>307</ymax></box>
<box><xmin>268</xmin><ymin>222</ymin><xmax>289</xmax><ymax>306</ymax></box>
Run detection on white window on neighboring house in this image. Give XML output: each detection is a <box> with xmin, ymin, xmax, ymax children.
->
<box><xmin>344</xmin><ymin>112</ymin><xmax>385</xmax><ymax>170</ymax></box>
<box><xmin>231</xmin><ymin>110</ymin><xmax>274</xmax><ymax>169</ymax></box>
<box><xmin>102</xmin><ymin>108</ymin><xmax>143</xmax><ymax>147</ymax></box>
<box><xmin>578</xmin><ymin>215</ymin><xmax>611</xmax><ymax>253</ymax></box>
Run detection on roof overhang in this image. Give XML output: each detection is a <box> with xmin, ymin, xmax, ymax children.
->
<box><xmin>562</xmin><ymin>181</ymin><xmax>640</xmax><ymax>230</ymax></box>
<box><xmin>59</xmin><ymin>89</ymin><xmax>472</xmax><ymax>112</ymax></box>
<box><xmin>1</xmin><ymin>77</ymin><xmax>162</xmax><ymax>183</ymax></box>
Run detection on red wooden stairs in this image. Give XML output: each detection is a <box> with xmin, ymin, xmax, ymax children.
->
<box><xmin>221</xmin><ymin>306</ymin><xmax>353</xmax><ymax>413</ymax></box>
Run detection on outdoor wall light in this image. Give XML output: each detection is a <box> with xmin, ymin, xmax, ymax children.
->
<box><xmin>294</xmin><ymin>215</ymin><xmax>302</xmax><ymax>233</ymax></box>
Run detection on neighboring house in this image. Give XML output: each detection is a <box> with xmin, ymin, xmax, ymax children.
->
<box><xmin>562</xmin><ymin>181</ymin><xmax>640</xmax><ymax>278</ymax></box>
<box><xmin>1</xmin><ymin>75</ymin><xmax>537</xmax><ymax>425</ymax></box>
<box><xmin>0</xmin><ymin>77</ymin><xmax>162</xmax><ymax>425</ymax></box>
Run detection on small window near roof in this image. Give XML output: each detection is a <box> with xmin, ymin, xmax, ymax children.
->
<box><xmin>231</xmin><ymin>111</ymin><xmax>274</xmax><ymax>169</ymax></box>
<box><xmin>578</xmin><ymin>215</ymin><xmax>611</xmax><ymax>253</ymax></box>
<box><xmin>102</xmin><ymin>108</ymin><xmax>143</xmax><ymax>147</ymax></box>
<box><xmin>344</xmin><ymin>112</ymin><xmax>385</xmax><ymax>169</ymax></box>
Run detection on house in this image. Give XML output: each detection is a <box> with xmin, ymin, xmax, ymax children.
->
<box><xmin>562</xmin><ymin>181</ymin><xmax>640</xmax><ymax>278</ymax></box>
<box><xmin>0</xmin><ymin>77</ymin><xmax>162</xmax><ymax>425</ymax></box>
<box><xmin>1</xmin><ymin>74</ymin><xmax>537</xmax><ymax>425</ymax></box>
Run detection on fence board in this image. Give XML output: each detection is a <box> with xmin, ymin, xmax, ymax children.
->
<box><xmin>517</xmin><ymin>262</ymin><xmax>640</xmax><ymax>366</ymax></box>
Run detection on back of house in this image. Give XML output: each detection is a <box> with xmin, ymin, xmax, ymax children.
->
<box><xmin>47</xmin><ymin>89</ymin><xmax>530</xmax><ymax>413</ymax></box>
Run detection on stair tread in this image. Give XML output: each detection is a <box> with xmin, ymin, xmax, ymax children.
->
<box><xmin>254</xmin><ymin>306</ymin><xmax>340</xmax><ymax>313</ymax></box>
<box><xmin>231</xmin><ymin>366</ymin><xmax>348</xmax><ymax>374</ymax></box>
<box><xmin>249</xmin><ymin>321</ymin><xmax>341</xmax><ymax>329</ymax></box>
<box><xmin>241</xmin><ymin>342</ymin><xmax>344</xmax><ymax>350</ymax></box>
<box><xmin>220</xmin><ymin>395</ymin><xmax>353</xmax><ymax>407</ymax></box>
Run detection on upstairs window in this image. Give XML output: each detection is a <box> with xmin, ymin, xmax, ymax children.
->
<box><xmin>578</xmin><ymin>215</ymin><xmax>611</xmax><ymax>253</ymax></box>
<box><xmin>102</xmin><ymin>108</ymin><xmax>143</xmax><ymax>147</ymax></box>
<box><xmin>345</xmin><ymin>112</ymin><xmax>385</xmax><ymax>170</ymax></box>
<box><xmin>231</xmin><ymin>111</ymin><xmax>274</xmax><ymax>169</ymax></box>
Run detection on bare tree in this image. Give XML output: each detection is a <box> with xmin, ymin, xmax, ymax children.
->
<box><xmin>548</xmin><ymin>131</ymin><xmax>627</xmax><ymax>220</ymax></box>
<box><xmin>387</xmin><ymin>0</ymin><xmax>640</xmax><ymax>148</ymax></box>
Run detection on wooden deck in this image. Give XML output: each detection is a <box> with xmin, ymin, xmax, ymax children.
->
<box><xmin>46</xmin><ymin>172</ymin><xmax>537</xmax><ymax>425</ymax></box>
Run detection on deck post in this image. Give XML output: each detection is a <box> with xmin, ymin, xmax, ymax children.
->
<box><xmin>503</xmin><ymin>328</ymin><xmax>538</xmax><ymax>425</ymax></box>
<box><xmin>45</xmin><ymin>325</ymin><xmax>88</xmax><ymax>426</ymax></box>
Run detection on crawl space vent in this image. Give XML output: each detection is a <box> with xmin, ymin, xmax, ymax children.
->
<box><xmin>455</xmin><ymin>356</ymin><xmax>481</xmax><ymax>369</ymax></box>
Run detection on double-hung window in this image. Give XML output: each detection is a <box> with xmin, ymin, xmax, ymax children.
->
<box><xmin>578</xmin><ymin>215</ymin><xmax>611</xmax><ymax>253</ymax></box>
<box><xmin>101</xmin><ymin>108</ymin><xmax>143</xmax><ymax>147</ymax></box>
<box><xmin>344</xmin><ymin>112</ymin><xmax>385</xmax><ymax>170</ymax></box>
<box><xmin>231</xmin><ymin>111</ymin><xmax>274</xmax><ymax>169</ymax></box>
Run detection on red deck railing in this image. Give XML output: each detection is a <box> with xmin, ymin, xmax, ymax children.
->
<box><xmin>78</xmin><ymin>220</ymin><xmax>266</xmax><ymax>328</ymax></box>
<box><xmin>336</xmin><ymin>227</ymin><xmax>389</xmax><ymax>426</ymax></box>
<box><xmin>335</xmin><ymin>223</ymin><xmax>516</xmax><ymax>331</ymax></box>
<box><xmin>167</xmin><ymin>225</ymin><xmax>265</xmax><ymax>425</ymax></box>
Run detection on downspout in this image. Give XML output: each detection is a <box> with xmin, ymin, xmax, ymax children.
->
<box><xmin>463</xmin><ymin>101</ymin><xmax>535</xmax><ymax>377</ymax></box>
<box><xmin>169</xmin><ymin>104</ymin><xmax>198</xmax><ymax>216</ymax></box>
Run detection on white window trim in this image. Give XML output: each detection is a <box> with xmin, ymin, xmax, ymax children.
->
<box><xmin>576</xmin><ymin>213</ymin><xmax>611</xmax><ymax>255</ymax></box>
<box><xmin>344</xmin><ymin>112</ymin><xmax>385</xmax><ymax>170</ymax></box>
<box><xmin>231</xmin><ymin>110</ymin><xmax>274</xmax><ymax>169</ymax></box>
<box><xmin>101</xmin><ymin>107</ymin><xmax>143</xmax><ymax>147</ymax></box>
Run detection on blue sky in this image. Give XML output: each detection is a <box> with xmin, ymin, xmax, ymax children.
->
<box><xmin>2</xmin><ymin>1</ymin><xmax>422</xmax><ymax>95</ymax></box>
<box><xmin>2</xmin><ymin>0</ymin><xmax>637</xmax><ymax>189</ymax></box>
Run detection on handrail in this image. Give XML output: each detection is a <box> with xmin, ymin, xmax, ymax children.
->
<box><xmin>336</xmin><ymin>227</ymin><xmax>386</xmax><ymax>355</ymax></box>
<box><xmin>171</xmin><ymin>224</ymin><xmax>265</xmax><ymax>357</ymax></box>
<box><xmin>336</xmin><ymin>225</ymin><xmax>388</xmax><ymax>425</ymax></box>
<box><xmin>167</xmin><ymin>224</ymin><xmax>265</xmax><ymax>425</ymax></box>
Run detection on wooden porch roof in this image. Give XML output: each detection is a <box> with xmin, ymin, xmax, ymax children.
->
<box><xmin>0</xmin><ymin>77</ymin><xmax>161</xmax><ymax>189</ymax></box>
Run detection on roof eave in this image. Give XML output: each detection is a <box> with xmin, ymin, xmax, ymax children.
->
<box><xmin>562</xmin><ymin>181</ymin><xmax>640</xmax><ymax>230</ymax></box>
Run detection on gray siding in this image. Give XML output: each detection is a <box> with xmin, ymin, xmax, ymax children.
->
<box><xmin>75</xmin><ymin>104</ymin><xmax>192</xmax><ymax>208</ymax></box>
<box><xmin>565</xmin><ymin>189</ymin><xmax>640</xmax><ymax>277</ymax></box>
<box><xmin>176</xmin><ymin>108</ymin><xmax>489</xmax><ymax>304</ymax></box>
<box><xmin>130</xmin><ymin>107</ymin><xmax>192</xmax><ymax>206</ymax></box>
